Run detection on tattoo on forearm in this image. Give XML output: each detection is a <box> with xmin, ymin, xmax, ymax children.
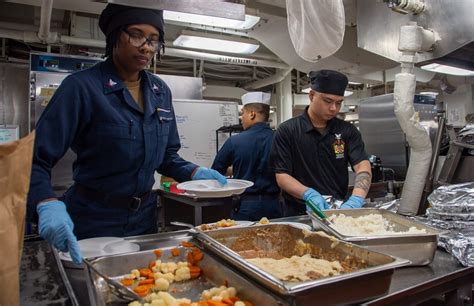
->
<box><xmin>354</xmin><ymin>171</ymin><xmax>372</xmax><ymax>193</ymax></box>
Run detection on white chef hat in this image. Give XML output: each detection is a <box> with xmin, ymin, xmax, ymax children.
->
<box><xmin>241</xmin><ymin>92</ymin><xmax>271</xmax><ymax>106</ymax></box>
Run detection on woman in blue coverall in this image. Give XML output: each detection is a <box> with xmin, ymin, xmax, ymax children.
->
<box><xmin>27</xmin><ymin>4</ymin><xmax>226</xmax><ymax>264</ymax></box>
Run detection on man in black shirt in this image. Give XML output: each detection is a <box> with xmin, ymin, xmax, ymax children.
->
<box><xmin>270</xmin><ymin>70</ymin><xmax>372</xmax><ymax>216</ymax></box>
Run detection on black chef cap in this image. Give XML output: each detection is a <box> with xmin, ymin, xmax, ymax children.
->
<box><xmin>99</xmin><ymin>4</ymin><xmax>165</xmax><ymax>43</ymax></box>
<box><xmin>309</xmin><ymin>70</ymin><xmax>348</xmax><ymax>96</ymax></box>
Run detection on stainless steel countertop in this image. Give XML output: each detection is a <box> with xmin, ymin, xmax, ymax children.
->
<box><xmin>20</xmin><ymin>239</ymin><xmax>73</xmax><ymax>306</ymax></box>
<box><xmin>21</xmin><ymin>223</ymin><xmax>473</xmax><ymax>305</ymax></box>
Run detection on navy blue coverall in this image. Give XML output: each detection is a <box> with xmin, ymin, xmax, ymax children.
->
<box><xmin>211</xmin><ymin>122</ymin><xmax>281</xmax><ymax>221</ymax></box>
<box><xmin>28</xmin><ymin>59</ymin><xmax>197</xmax><ymax>239</ymax></box>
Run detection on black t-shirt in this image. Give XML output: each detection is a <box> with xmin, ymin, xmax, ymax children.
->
<box><xmin>270</xmin><ymin>107</ymin><xmax>368</xmax><ymax>204</ymax></box>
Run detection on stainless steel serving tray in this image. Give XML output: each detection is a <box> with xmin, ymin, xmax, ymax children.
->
<box><xmin>198</xmin><ymin>224</ymin><xmax>410</xmax><ymax>305</ymax></box>
<box><xmin>309</xmin><ymin>208</ymin><xmax>442</xmax><ymax>266</ymax></box>
<box><xmin>85</xmin><ymin>231</ymin><xmax>283</xmax><ymax>306</ymax></box>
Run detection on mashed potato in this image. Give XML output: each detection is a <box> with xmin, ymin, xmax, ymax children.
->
<box><xmin>328</xmin><ymin>214</ymin><xmax>427</xmax><ymax>236</ymax></box>
<box><xmin>247</xmin><ymin>254</ymin><xmax>343</xmax><ymax>282</ymax></box>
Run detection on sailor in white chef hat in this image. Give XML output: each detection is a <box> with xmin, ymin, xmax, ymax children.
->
<box><xmin>211</xmin><ymin>92</ymin><xmax>282</xmax><ymax>221</ymax></box>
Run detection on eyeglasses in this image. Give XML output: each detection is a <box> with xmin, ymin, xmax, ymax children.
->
<box><xmin>123</xmin><ymin>29</ymin><xmax>164</xmax><ymax>54</ymax></box>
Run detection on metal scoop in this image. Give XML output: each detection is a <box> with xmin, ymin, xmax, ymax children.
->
<box><xmin>83</xmin><ymin>258</ymin><xmax>143</xmax><ymax>302</ymax></box>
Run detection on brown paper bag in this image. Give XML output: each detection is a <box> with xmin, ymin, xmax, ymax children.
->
<box><xmin>0</xmin><ymin>131</ymin><xmax>35</xmax><ymax>306</ymax></box>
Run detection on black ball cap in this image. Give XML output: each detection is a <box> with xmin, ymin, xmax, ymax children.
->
<box><xmin>309</xmin><ymin>70</ymin><xmax>348</xmax><ymax>96</ymax></box>
<box><xmin>99</xmin><ymin>4</ymin><xmax>165</xmax><ymax>43</ymax></box>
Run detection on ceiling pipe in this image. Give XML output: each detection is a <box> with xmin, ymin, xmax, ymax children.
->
<box><xmin>60</xmin><ymin>35</ymin><xmax>105</xmax><ymax>48</ymax></box>
<box><xmin>164</xmin><ymin>48</ymin><xmax>289</xmax><ymax>69</ymax></box>
<box><xmin>395</xmin><ymin>21</ymin><xmax>437</xmax><ymax>216</ymax></box>
<box><xmin>38</xmin><ymin>0</ymin><xmax>56</xmax><ymax>43</ymax></box>
<box><xmin>0</xmin><ymin>21</ymin><xmax>38</xmax><ymax>32</ymax></box>
<box><xmin>0</xmin><ymin>28</ymin><xmax>289</xmax><ymax>69</ymax></box>
<box><xmin>244</xmin><ymin>68</ymin><xmax>292</xmax><ymax>89</ymax></box>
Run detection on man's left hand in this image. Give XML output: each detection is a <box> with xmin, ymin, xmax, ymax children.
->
<box><xmin>192</xmin><ymin>167</ymin><xmax>227</xmax><ymax>185</ymax></box>
<box><xmin>340</xmin><ymin>195</ymin><xmax>365</xmax><ymax>209</ymax></box>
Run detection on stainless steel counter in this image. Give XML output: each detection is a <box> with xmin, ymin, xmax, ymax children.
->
<box><xmin>21</xmin><ymin>226</ymin><xmax>473</xmax><ymax>305</ymax></box>
<box><xmin>20</xmin><ymin>239</ymin><xmax>77</xmax><ymax>306</ymax></box>
<box><xmin>368</xmin><ymin>250</ymin><xmax>473</xmax><ymax>305</ymax></box>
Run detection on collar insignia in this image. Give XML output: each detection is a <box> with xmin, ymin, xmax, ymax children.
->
<box><xmin>107</xmin><ymin>79</ymin><xmax>117</xmax><ymax>87</ymax></box>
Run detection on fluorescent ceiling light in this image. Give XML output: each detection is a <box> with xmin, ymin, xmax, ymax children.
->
<box><xmin>420</xmin><ymin>63</ymin><xmax>474</xmax><ymax>76</ymax></box>
<box><xmin>348</xmin><ymin>81</ymin><xmax>363</xmax><ymax>86</ymax></box>
<box><xmin>173</xmin><ymin>30</ymin><xmax>260</xmax><ymax>55</ymax></box>
<box><xmin>420</xmin><ymin>91</ymin><xmax>439</xmax><ymax>96</ymax></box>
<box><xmin>301</xmin><ymin>87</ymin><xmax>353</xmax><ymax>96</ymax></box>
<box><xmin>164</xmin><ymin>11</ymin><xmax>260</xmax><ymax>30</ymax></box>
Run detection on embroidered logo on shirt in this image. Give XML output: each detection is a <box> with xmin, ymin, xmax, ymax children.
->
<box><xmin>152</xmin><ymin>84</ymin><xmax>160</xmax><ymax>93</ymax></box>
<box><xmin>107</xmin><ymin>79</ymin><xmax>117</xmax><ymax>87</ymax></box>
<box><xmin>333</xmin><ymin>133</ymin><xmax>345</xmax><ymax>159</ymax></box>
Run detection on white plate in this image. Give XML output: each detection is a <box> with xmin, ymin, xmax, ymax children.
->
<box><xmin>197</xmin><ymin>220</ymin><xmax>254</xmax><ymax>231</ymax></box>
<box><xmin>177</xmin><ymin>179</ymin><xmax>254</xmax><ymax>198</ymax></box>
<box><xmin>59</xmin><ymin>237</ymin><xmax>140</xmax><ymax>261</ymax></box>
<box><xmin>271</xmin><ymin>222</ymin><xmax>312</xmax><ymax>231</ymax></box>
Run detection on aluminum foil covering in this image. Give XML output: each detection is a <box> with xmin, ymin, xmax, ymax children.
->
<box><xmin>424</xmin><ymin>217</ymin><xmax>474</xmax><ymax>230</ymax></box>
<box><xmin>438</xmin><ymin>229</ymin><xmax>474</xmax><ymax>267</ymax></box>
<box><xmin>427</xmin><ymin>182</ymin><xmax>474</xmax><ymax>213</ymax></box>
<box><xmin>425</xmin><ymin>183</ymin><xmax>474</xmax><ymax>262</ymax></box>
<box><xmin>326</xmin><ymin>197</ymin><xmax>397</xmax><ymax>211</ymax></box>
<box><xmin>426</xmin><ymin>208</ymin><xmax>474</xmax><ymax>221</ymax></box>
<box><xmin>414</xmin><ymin>215</ymin><xmax>474</xmax><ymax>266</ymax></box>
<box><xmin>365</xmin><ymin>199</ymin><xmax>401</xmax><ymax>213</ymax></box>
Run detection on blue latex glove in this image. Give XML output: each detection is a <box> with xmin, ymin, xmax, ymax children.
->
<box><xmin>340</xmin><ymin>195</ymin><xmax>365</xmax><ymax>209</ymax></box>
<box><xmin>303</xmin><ymin>188</ymin><xmax>329</xmax><ymax>210</ymax></box>
<box><xmin>37</xmin><ymin>200</ymin><xmax>83</xmax><ymax>264</ymax></box>
<box><xmin>192</xmin><ymin>166</ymin><xmax>227</xmax><ymax>185</ymax></box>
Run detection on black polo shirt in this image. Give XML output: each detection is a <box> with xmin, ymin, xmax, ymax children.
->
<box><xmin>270</xmin><ymin>107</ymin><xmax>368</xmax><ymax>204</ymax></box>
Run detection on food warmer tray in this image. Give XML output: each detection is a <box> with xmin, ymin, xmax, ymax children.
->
<box><xmin>85</xmin><ymin>231</ymin><xmax>284</xmax><ymax>306</ymax></box>
<box><xmin>309</xmin><ymin>208</ymin><xmax>442</xmax><ymax>266</ymax></box>
<box><xmin>198</xmin><ymin>224</ymin><xmax>410</xmax><ymax>305</ymax></box>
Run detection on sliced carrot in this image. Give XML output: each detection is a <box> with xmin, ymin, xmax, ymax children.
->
<box><xmin>187</xmin><ymin>252</ymin><xmax>195</xmax><ymax>265</ymax></box>
<box><xmin>133</xmin><ymin>285</ymin><xmax>149</xmax><ymax>293</ymax></box>
<box><xmin>197</xmin><ymin>302</ymin><xmax>209</xmax><ymax>306</ymax></box>
<box><xmin>206</xmin><ymin>301</ymin><xmax>228</xmax><ymax>306</ymax></box>
<box><xmin>149</xmin><ymin>260</ymin><xmax>156</xmax><ymax>269</ymax></box>
<box><xmin>138</xmin><ymin>278</ymin><xmax>154</xmax><ymax>285</ymax></box>
<box><xmin>190</xmin><ymin>266</ymin><xmax>201</xmax><ymax>279</ymax></box>
<box><xmin>171</xmin><ymin>247</ymin><xmax>181</xmax><ymax>257</ymax></box>
<box><xmin>243</xmin><ymin>302</ymin><xmax>253</xmax><ymax>306</ymax></box>
<box><xmin>189</xmin><ymin>266</ymin><xmax>201</xmax><ymax>273</ymax></box>
<box><xmin>120</xmin><ymin>278</ymin><xmax>134</xmax><ymax>286</ymax></box>
<box><xmin>133</xmin><ymin>285</ymin><xmax>150</xmax><ymax>296</ymax></box>
<box><xmin>139</xmin><ymin>268</ymin><xmax>152</xmax><ymax>278</ymax></box>
<box><xmin>179</xmin><ymin>304</ymin><xmax>192</xmax><ymax>306</ymax></box>
<box><xmin>181</xmin><ymin>241</ymin><xmax>195</xmax><ymax>247</ymax></box>
<box><xmin>192</xmin><ymin>248</ymin><xmax>204</xmax><ymax>262</ymax></box>
<box><xmin>153</xmin><ymin>249</ymin><xmax>162</xmax><ymax>258</ymax></box>
<box><xmin>222</xmin><ymin>297</ymin><xmax>239</xmax><ymax>305</ymax></box>
<box><xmin>136</xmin><ymin>290</ymin><xmax>149</xmax><ymax>297</ymax></box>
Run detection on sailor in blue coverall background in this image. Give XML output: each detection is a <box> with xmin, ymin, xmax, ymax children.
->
<box><xmin>27</xmin><ymin>4</ymin><xmax>226</xmax><ymax>265</ymax></box>
<box><xmin>211</xmin><ymin>92</ymin><xmax>281</xmax><ymax>221</ymax></box>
